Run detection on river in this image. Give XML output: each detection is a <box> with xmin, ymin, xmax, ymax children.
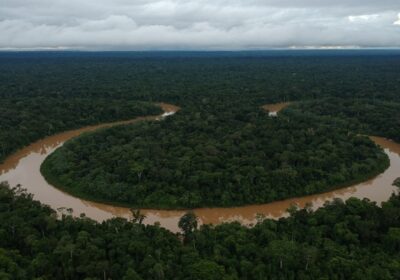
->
<box><xmin>0</xmin><ymin>103</ymin><xmax>398</xmax><ymax>233</ymax></box>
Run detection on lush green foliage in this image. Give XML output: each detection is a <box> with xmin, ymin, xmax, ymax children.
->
<box><xmin>1</xmin><ymin>53</ymin><xmax>400</xmax><ymax>278</ymax></box>
<box><xmin>292</xmin><ymin>97</ymin><xmax>400</xmax><ymax>142</ymax></box>
<box><xmin>0</xmin><ymin>182</ymin><xmax>399</xmax><ymax>279</ymax></box>
<box><xmin>2</xmin><ymin>53</ymin><xmax>400</xmax><ymax>103</ymax></box>
<box><xmin>0</xmin><ymin>97</ymin><xmax>161</xmax><ymax>162</ymax></box>
<box><xmin>41</xmin><ymin>100</ymin><xmax>389</xmax><ymax>208</ymax></box>
<box><xmin>2</xmin><ymin>53</ymin><xmax>396</xmax><ymax>208</ymax></box>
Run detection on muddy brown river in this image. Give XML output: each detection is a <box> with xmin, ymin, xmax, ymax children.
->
<box><xmin>0</xmin><ymin>103</ymin><xmax>398</xmax><ymax>233</ymax></box>
<box><xmin>262</xmin><ymin>102</ymin><xmax>291</xmax><ymax>116</ymax></box>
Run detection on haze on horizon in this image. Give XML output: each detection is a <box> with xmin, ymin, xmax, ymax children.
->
<box><xmin>1</xmin><ymin>0</ymin><xmax>400</xmax><ymax>50</ymax></box>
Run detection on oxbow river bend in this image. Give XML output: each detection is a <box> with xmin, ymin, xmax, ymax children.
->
<box><xmin>0</xmin><ymin>103</ymin><xmax>399</xmax><ymax>233</ymax></box>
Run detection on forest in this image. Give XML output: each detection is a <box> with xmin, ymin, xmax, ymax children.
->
<box><xmin>41</xmin><ymin>98</ymin><xmax>389</xmax><ymax>208</ymax></box>
<box><xmin>0</xmin><ymin>181</ymin><xmax>399</xmax><ymax>279</ymax></box>
<box><xmin>0</xmin><ymin>98</ymin><xmax>161</xmax><ymax>163</ymax></box>
<box><xmin>27</xmin><ymin>54</ymin><xmax>399</xmax><ymax>208</ymax></box>
<box><xmin>291</xmin><ymin>97</ymin><xmax>400</xmax><ymax>142</ymax></box>
<box><xmin>1</xmin><ymin>52</ymin><xmax>400</xmax><ymax>278</ymax></box>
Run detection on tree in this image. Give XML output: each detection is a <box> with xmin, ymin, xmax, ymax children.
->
<box><xmin>130</xmin><ymin>209</ymin><xmax>146</xmax><ymax>225</ymax></box>
<box><xmin>152</xmin><ymin>263</ymin><xmax>165</xmax><ymax>280</ymax></box>
<box><xmin>393</xmin><ymin>178</ymin><xmax>400</xmax><ymax>188</ymax></box>
<box><xmin>267</xmin><ymin>239</ymin><xmax>297</xmax><ymax>270</ymax></box>
<box><xmin>178</xmin><ymin>211</ymin><xmax>198</xmax><ymax>241</ymax></box>
<box><xmin>187</xmin><ymin>260</ymin><xmax>225</xmax><ymax>280</ymax></box>
<box><xmin>130</xmin><ymin>162</ymin><xmax>145</xmax><ymax>182</ymax></box>
<box><xmin>384</xmin><ymin>227</ymin><xmax>400</xmax><ymax>253</ymax></box>
<box><xmin>123</xmin><ymin>268</ymin><xmax>143</xmax><ymax>280</ymax></box>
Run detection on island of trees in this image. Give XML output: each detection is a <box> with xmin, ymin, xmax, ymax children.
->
<box><xmin>41</xmin><ymin>98</ymin><xmax>389</xmax><ymax>208</ymax></box>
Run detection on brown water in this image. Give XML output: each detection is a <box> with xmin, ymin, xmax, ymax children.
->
<box><xmin>0</xmin><ymin>103</ymin><xmax>398</xmax><ymax>233</ymax></box>
<box><xmin>262</xmin><ymin>102</ymin><xmax>291</xmax><ymax>116</ymax></box>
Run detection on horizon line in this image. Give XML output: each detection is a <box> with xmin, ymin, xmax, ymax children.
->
<box><xmin>1</xmin><ymin>47</ymin><xmax>400</xmax><ymax>53</ymax></box>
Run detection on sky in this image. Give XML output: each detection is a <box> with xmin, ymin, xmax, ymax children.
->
<box><xmin>1</xmin><ymin>0</ymin><xmax>400</xmax><ymax>50</ymax></box>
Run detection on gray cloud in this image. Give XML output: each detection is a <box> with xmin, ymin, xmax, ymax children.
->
<box><xmin>0</xmin><ymin>0</ymin><xmax>399</xmax><ymax>50</ymax></box>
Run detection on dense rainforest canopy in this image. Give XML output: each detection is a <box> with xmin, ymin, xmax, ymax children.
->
<box><xmin>0</xmin><ymin>98</ymin><xmax>161</xmax><ymax>163</ymax></box>
<box><xmin>41</xmin><ymin>99</ymin><xmax>389</xmax><ymax>208</ymax></box>
<box><xmin>0</xmin><ymin>182</ymin><xmax>399</xmax><ymax>279</ymax></box>
<box><xmin>27</xmin><ymin>53</ymin><xmax>400</xmax><ymax>208</ymax></box>
<box><xmin>291</xmin><ymin>97</ymin><xmax>400</xmax><ymax>142</ymax></box>
<box><xmin>1</xmin><ymin>52</ymin><xmax>400</xmax><ymax>278</ymax></box>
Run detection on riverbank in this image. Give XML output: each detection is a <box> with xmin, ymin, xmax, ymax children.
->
<box><xmin>1</xmin><ymin>102</ymin><xmax>398</xmax><ymax>232</ymax></box>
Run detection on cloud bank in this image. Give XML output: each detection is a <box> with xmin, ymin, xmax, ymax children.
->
<box><xmin>1</xmin><ymin>0</ymin><xmax>399</xmax><ymax>50</ymax></box>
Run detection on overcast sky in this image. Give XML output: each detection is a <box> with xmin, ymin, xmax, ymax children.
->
<box><xmin>1</xmin><ymin>0</ymin><xmax>399</xmax><ymax>50</ymax></box>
